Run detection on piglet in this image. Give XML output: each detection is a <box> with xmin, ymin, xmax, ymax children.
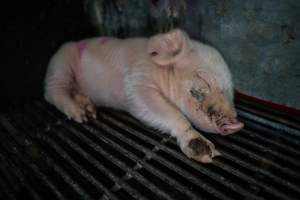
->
<box><xmin>44</xmin><ymin>29</ymin><xmax>244</xmax><ymax>163</ymax></box>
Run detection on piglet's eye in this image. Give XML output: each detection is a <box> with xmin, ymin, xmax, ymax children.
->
<box><xmin>150</xmin><ymin>51</ymin><xmax>158</xmax><ymax>56</ymax></box>
<box><xmin>190</xmin><ymin>88</ymin><xmax>206</xmax><ymax>102</ymax></box>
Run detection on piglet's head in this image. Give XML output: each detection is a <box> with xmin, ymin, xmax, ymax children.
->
<box><xmin>147</xmin><ymin>29</ymin><xmax>243</xmax><ymax>135</ymax></box>
<box><xmin>147</xmin><ymin>29</ymin><xmax>191</xmax><ymax>67</ymax></box>
<box><xmin>185</xmin><ymin>74</ymin><xmax>244</xmax><ymax>135</ymax></box>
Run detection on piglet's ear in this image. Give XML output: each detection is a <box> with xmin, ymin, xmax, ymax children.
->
<box><xmin>147</xmin><ymin>29</ymin><xmax>191</xmax><ymax>66</ymax></box>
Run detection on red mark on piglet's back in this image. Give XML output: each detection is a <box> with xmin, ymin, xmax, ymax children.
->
<box><xmin>99</xmin><ymin>37</ymin><xmax>110</xmax><ymax>45</ymax></box>
<box><xmin>78</xmin><ymin>40</ymin><xmax>88</xmax><ymax>56</ymax></box>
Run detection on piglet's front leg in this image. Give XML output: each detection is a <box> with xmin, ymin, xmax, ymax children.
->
<box><xmin>180</xmin><ymin>127</ymin><xmax>221</xmax><ymax>163</ymax></box>
<box><xmin>129</xmin><ymin>87</ymin><xmax>220</xmax><ymax>163</ymax></box>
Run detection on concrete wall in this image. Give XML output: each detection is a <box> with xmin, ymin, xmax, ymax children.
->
<box><xmin>88</xmin><ymin>0</ymin><xmax>300</xmax><ymax>109</ymax></box>
<box><xmin>192</xmin><ymin>0</ymin><xmax>300</xmax><ymax>109</ymax></box>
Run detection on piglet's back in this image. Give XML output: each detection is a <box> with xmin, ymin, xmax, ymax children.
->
<box><xmin>76</xmin><ymin>37</ymin><xmax>148</xmax><ymax>109</ymax></box>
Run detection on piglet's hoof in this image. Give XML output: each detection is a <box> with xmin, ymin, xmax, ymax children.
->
<box><xmin>73</xmin><ymin>94</ymin><xmax>97</xmax><ymax>120</ymax></box>
<box><xmin>63</xmin><ymin>94</ymin><xmax>96</xmax><ymax>123</ymax></box>
<box><xmin>182</xmin><ymin>137</ymin><xmax>221</xmax><ymax>163</ymax></box>
<box><xmin>63</xmin><ymin>103</ymin><xmax>88</xmax><ymax>123</ymax></box>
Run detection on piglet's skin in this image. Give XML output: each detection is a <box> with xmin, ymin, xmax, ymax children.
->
<box><xmin>44</xmin><ymin>29</ymin><xmax>243</xmax><ymax>163</ymax></box>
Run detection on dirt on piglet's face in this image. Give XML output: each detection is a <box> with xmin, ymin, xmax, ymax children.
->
<box><xmin>184</xmin><ymin>85</ymin><xmax>237</xmax><ymax>134</ymax></box>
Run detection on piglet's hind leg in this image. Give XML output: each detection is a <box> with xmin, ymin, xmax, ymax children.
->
<box><xmin>44</xmin><ymin>43</ymin><xmax>93</xmax><ymax>123</ymax></box>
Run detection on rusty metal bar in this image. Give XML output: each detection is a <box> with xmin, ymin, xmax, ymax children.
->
<box><xmin>1</xmin><ymin>98</ymin><xmax>300</xmax><ymax>200</ymax></box>
<box><xmin>0</xmin><ymin>116</ymin><xmax>66</xmax><ymax>200</ymax></box>
<box><xmin>96</xmin><ymin>110</ymin><xmax>265</xmax><ymax>200</ymax></box>
<box><xmin>34</xmin><ymin>101</ymin><xmax>175</xmax><ymax>200</ymax></box>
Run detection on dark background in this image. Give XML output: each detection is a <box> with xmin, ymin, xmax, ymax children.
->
<box><xmin>1</xmin><ymin>1</ymin><xmax>96</xmax><ymax>112</ymax></box>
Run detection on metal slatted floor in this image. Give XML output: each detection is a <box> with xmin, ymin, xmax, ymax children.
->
<box><xmin>0</xmin><ymin>99</ymin><xmax>299</xmax><ymax>200</ymax></box>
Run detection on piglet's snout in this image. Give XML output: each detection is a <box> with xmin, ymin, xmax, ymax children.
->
<box><xmin>218</xmin><ymin>117</ymin><xmax>244</xmax><ymax>135</ymax></box>
<box><xmin>211</xmin><ymin>111</ymin><xmax>244</xmax><ymax>135</ymax></box>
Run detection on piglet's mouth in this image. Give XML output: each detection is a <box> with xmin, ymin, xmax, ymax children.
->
<box><xmin>210</xmin><ymin>111</ymin><xmax>244</xmax><ymax>135</ymax></box>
